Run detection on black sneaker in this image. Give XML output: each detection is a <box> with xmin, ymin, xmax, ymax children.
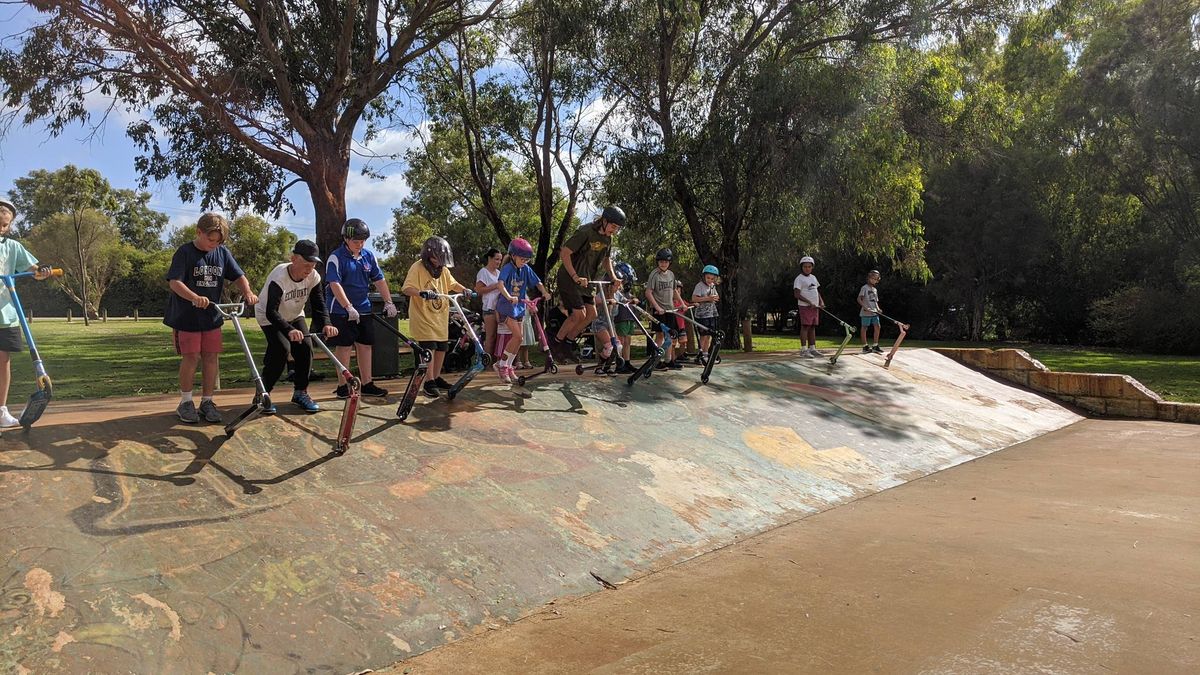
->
<box><xmin>617</xmin><ymin>362</ymin><xmax>637</xmax><ymax>374</ymax></box>
<box><xmin>433</xmin><ymin>377</ymin><xmax>452</xmax><ymax>390</ymax></box>
<box><xmin>422</xmin><ymin>381</ymin><xmax>440</xmax><ymax>398</ymax></box>
<box><xmin>655</xmin><ymin>362</ymin><xmax>669</xmax><ymax>371</ymax></box>
<box><xmin>334</xmin><ymin>383</ymin><xmax>350</xmax><ymax>399</ymax></box>
<box><xmin>862</xmin><ymin>345</ymin><xmax>872</xmax><ymax>354</ymax></box>
<box><xmin>361</xmin><ymin>381</ymin><xmax>389</xmax><ymax>397</ymax></box>
<box><xmin>668</xmin><ymin>360</ymin><xmax>683</xmax><ymax>370</ymax></box>
<box><xmin>871</xmin><ymin>344</ymin><xmax>884</xmax><ymax>354</ymax></box>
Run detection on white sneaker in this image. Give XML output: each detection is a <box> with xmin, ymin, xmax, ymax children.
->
<box><xmin>800</xmin><ymin>349</ymin><xmax>814</xmax><ymax>359</ymax></box>
<box><xmin>0</xmin><ymin>406</ymin><xmax>19</xmax><ymax>428</ymax></box>
<box><xmin>808</xmin><ymin>347</ymin><xmax>823</xmax><ymax>358</ymax></box>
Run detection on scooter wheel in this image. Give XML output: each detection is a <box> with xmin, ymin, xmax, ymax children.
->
<box><xmin>701</xmin><ymin>374</ymin><xmax>710</xmax><ymax>384</ymax></box>
<box><xmin>517</xmin><ymin>376</ymin><xmax>527</xmax><ymax>386</ymax></box>
<box><xmin>549</xmin><ymin>364</ymin><xmax>559</xmax><ymax>374</ymax></box>
<box><xmin>574</xmin><ymin>364</ymin><xmax>585</xmax><ymax>375</ymax></box>
<box><xmin>447</xmin><ymin>391</ymin><xmax>458</xmax><ymax>401</ymax></box>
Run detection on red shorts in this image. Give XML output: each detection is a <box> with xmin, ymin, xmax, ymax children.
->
<box><xmin>173</xmin><ymin>328</ymin><xmax>223</xmax><ymax>355</ymax></box>
<box><xmin>799</xmin><ymin>306</ymin><xmax>820</xmax><ymax>327</ymax></box>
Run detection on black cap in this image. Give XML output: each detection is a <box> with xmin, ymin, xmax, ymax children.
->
<box><xmin>293</xmin><ymin>239</ymin><xmax>322</xmax><ymax>263</ymax></box>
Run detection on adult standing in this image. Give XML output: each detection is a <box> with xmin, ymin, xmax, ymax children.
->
<box><xmin>474</xmin><ymin>248</ymin><xmax>504</xmax><ymax>358</ymax></box>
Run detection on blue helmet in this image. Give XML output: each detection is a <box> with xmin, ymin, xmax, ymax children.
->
<box><xmin>702</xmin><ymin>264</ymin><xmax>720</xmax><ymax>276</ymax></box>
<box><xmin>614</xmin><ymin>262</ymin><xmax>637</xmax><ymax>284</ymax></box>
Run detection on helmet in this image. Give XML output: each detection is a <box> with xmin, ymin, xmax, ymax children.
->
<box><xmin>800</xmin><ymin>255</ymin><xmax>815</xmax><ymax>265</ymax></box>
<box><xmin>0</xmin><ymin>199</ymin><xmax>16</xmax><ymax>218</ymax></box>
<box><xmin>421</xmin><ymin>236</ymin><xmax>455</xmax><ymax>268</ymax></box>
<box><xmin>601</xmin><ymin>206</ymin><xmax>626</xmax><ymax>227</ymax></box>
<box><xmin>508</xmin><ymin>237</ymin><xmax>533</xmax><ymax>258</ymax></box>
<box><xmin>342</xmin><ymin>218</ymin><xmax>370</xmax><ymax>240</ymax></box>
<box><xmin>702</xmin><ymin>264</ymin><xmax>720</xmax><ymax>276</ymax></box>
<box><xmin>655</xmin><ymin>248</ymin><xmax>673</xmax><ymax>262</ymax></box>
<box><xmin>614</xmin><ymin>262</ymin><xmax>637</xmax><ymax>284</ymax></box>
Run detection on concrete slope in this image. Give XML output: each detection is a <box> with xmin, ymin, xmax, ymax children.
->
<box><xmin>0</xmin><ymin>350</ymin><xmax>1078</xmax><ymax>673</ymax></box>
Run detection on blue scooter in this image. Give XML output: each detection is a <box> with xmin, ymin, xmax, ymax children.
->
<box><xmin>1</xmin><ymin>267</ymin><xmax>63</xmax><ymax>429</ymax></box>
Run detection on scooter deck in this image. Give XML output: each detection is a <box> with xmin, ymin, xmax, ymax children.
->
<box><xmin>699</xmin><ymin>332</ymin><xmax>723</xmax><ymax>384</ymax></box>
<box><xmin>447</xmin><ymin>356</ymin><xmax>489</xmax><ymax>400</ymax></box>
<box><xmin>884</xmin><ymin>325</ymin><xmax>909</xmax><ymax>368</ymax></box>
<box><xmin>335</xmin><ymin>379</ymin><xmax>361</xmax><ymax>454</ymax></box>
<box><xmin>828</xmin><ymin>323</ymin><xmax>855</xmax><ymax>366</ymax></box>
<box><xmin>395</xmin><ymin>363</ymin><xmax>427</xmax><ymax>421</ymax></box>
<box><xmin>224</xmin><ymin>393</ymin><xmax>270</xmax><ymax>437</ymax></box>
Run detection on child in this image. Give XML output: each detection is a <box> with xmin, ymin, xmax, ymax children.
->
<box><xmin>691</xmin><ymin>264</ymin><xmax>721</xmax><ymax>360</ymax></box>
<box><xmin>645</xmin><ymin>248</ymin><xmax>683</xmax><ymax>370</ymax></box>
<box><xmin>493</xmin><ymin>238</ymin><xmax>549</xmax><ymax>383</ymax></box>
<box><xmin>551</xmin><ymin>206</ymin><xmax>624</xmax><ymax>361</ymax></box>
<box><xmin>475</xmin><ymin>247</ymin><xmax>504</xmax><ymax>358</ymax></box>
<box><xmin>0</xmin><ymin>198</ymin><xmax>54</xmax><ymax>428</ymax></box>
<box><xmin>611</xmin><ymin>267</ymin><xmax>638</xmax><ymax>373</ymax></box>
<box><xmin>673</xmin><ymin>280</ymin><xmax>692</xmax><ymax>357</ymax></box>
<box><xmin>519</xmin><ymin>311</ymin><xmax>536</xmax><ymax>369</ymax></box>
<box><xmin>164</xmin><ymin>213</ymin><xmax>258</xmax><ymax>424</ymax></box>
<box><xmin>326</xmin><ymin>218</ymin><xmax>396</xmax><ymax>399</ymax></box>
<box><xmin>254</xmin><ymin>240</ymin><xmax>338</xmax><ymax>414</ymax></box>
<box><xmin>793</xmin><ymin>255</ymin><xmax>824</xmax><ymax>357</ymax></box>
<box><xmin>858</xmin><ymin>269</ymin><xmax>884</xmax><ymax>353</ymax></box>
<box><xmin>402</xmin><ymin>236</ymin><xmax>473</xmax><ymax>397</ymax></box>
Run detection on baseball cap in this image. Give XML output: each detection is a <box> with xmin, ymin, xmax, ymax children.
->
<box><xmin>293</xmin><ymin>239</ymin><xmax>322</xmax><ymax>263</ymax></box>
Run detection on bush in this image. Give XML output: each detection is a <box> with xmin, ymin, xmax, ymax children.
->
<box><xmin>1089</xmin><ymin>284</ymin><xmax>1200</xmax><ymax>354</ymax></box>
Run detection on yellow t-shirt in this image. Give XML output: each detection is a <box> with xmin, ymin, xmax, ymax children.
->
<box><xmin>403</xmin><ymin>261</ymin><xmax>464</xmax><ymax>341</ymax></box>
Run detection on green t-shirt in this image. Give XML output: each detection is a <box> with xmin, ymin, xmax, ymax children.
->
<box><xmin>0</xmin><ymin>238</ymin><xmax>38</xmax><ymax>328</ymax></box>
<box><xmin>559</xmin><ymin>224</ymin><xmax>611</xmax><ymax>280</ymax></box>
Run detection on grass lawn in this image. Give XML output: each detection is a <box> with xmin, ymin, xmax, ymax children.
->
<box><xmin>4</xmin><ymin>319</ymin><xmax>1199</xmax><ymax>404</ymax></box>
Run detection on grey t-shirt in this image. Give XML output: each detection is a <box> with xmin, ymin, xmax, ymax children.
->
<box><xmin>692</xmin><ymin>281</ymin><xmax>718</xmax><ymax>318</ymax></box>
<box><xmin>646</xmin><ymin>268</ymin><xmax>676</xmax><ymax>310</ymax></box>
<box><xmin>858</xmin><ymin>283</ymin><xmax>880</xmax><ymax>317</ymax></box>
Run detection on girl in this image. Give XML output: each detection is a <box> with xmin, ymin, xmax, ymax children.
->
<box><xmin>494</xmin><ymin>238</ymin><xmax>549</xmax><ymax>383</ymax></box>
<box><xmin>475</xmin><ymin>248</ymin><xmax>504</xmax><ymax>358</ymax></box>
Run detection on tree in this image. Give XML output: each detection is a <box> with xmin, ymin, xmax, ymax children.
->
<box><xmin>111</xmin><ymin>188</ymin><xmax>169</xmax><ymax>250</ymax></box>
<box><xmin>1</xmin><ymin>0</ymin><xmax>505</xmax><ymax>256</ymax></box>
<box><xmin>26</xmin><ymin>209</ymin><xmax>132</xmax><ymax>318</ymax></box>
<box><xmin>226</xmin><ymin>215</ymin><xmax>297</xmax><ymax>294</ymax></box>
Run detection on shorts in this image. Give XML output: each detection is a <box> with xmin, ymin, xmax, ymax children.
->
<box><xmin>697</xmin><ymin>316</ymin><xmax>719</xmax><ymax>333</ymax></box>
<box><xmin>616</xmin><ymin>321</ymin><xmax>634</xmax><ymax>337</ymax></box>
<box><xmin>590</xmin><ymin>316</ymin><xmax>609</xmax><ymax>334</ymax></box>
<box><xmin>329</xmin><ymin>313</ymin><xmax>376</xmax><ymax>347</ymax></box>
<box><xmin>173</xmin><ymin>328</ymin><xmax>223</xmax><ymax>355</ymax></box>
<box><xmin>418</xmin><ymin>340</ymin><xmax>448</xmax><ymax>352</ymax></box>
<box><xmin>482</xmin><ymin>308</ymin><xmax>497</xmax><ymax>316</ymax></box>
<box><xmin>673</xmin><ymin>311</ymin><xmax>686</xmax><ymax>331</ymax></box>
<box><xmin>0</xmin><ymin>326</ymin><xmax>24</xmax><ymax>352</ymax></box>
<box><xmin>861</xmin><ymin>315</ymin><xmax>880</xmax><ymax>327</ymax></box>
<box><xmin>651</xmin><ymin>311</ymin><xmax>674</xmax><ymax>333</ymax></box>
<box><xmin>799</xmin><ymin>306</ymin><xmax>819</xmax><ymax>327</ymax></box>
<box><xmin>556</xmin><ymin>269</ymin><xmax>594</xmax><ymax>311</ymax></box>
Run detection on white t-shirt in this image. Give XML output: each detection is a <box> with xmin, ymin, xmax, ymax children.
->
<box><xmin>255</xmin><ymin>263</ymin><xmax>322</xmax><ymax>327</ymax></box>
<box><xmin>476</xmin><ymin>266</ymin><xmax>500</xmax><ymax>311</ymax></box>
<box><xmin>793</xmin><ymin>273</ymin><xmax>820</xmax><ymax>307</ymax></box>
<box><xmin>858</xmin><ymin>283</ymin><xmax>880</xmax><ymax>317</ymax></box>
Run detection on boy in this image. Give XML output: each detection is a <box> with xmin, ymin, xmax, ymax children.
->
<box><xmin>551</xmin><ymin>206</ymin><xmax>625</xmax><ymax>361</ymax></box>
<box><xmin>858</xmin><ymin>269</ymin><xmax>884</xmax><ymax>353</ymax></box>
<box><xmin>0</xmin><ymin>198</ymin><xmax>53</xmax><ymax>428</ymax></box>
<box><xmin>691</xmin><ymin>264</ymin><xmax>720</xmax><ymax>360</ymax></box>
<box><xmin>402</xmin><ymin>236</ymin><xmax>473</xmax><ymax>397</ymax></box>
<box><xmin>611</xmin><ymin>267</ymin><xmax>638</xmax><ymax>373</ymax></box>
<box><xmin>254</xmin><ymin>239</ymin><xmax>339</xmax><ymax>414</ymax></box>
<box><xmin>793</xmin><ymin>255</ymin><xmax>824</xmax><ymax>357</ymax></box>
<box><xmin>645</xmin><ymin>248</ymin><xmax>683</xmax><ymax>370</ymax></box>
<box><xmin>164</xmin><ymin>213</ymin><xmax>258</xmax><ymax>424</ymax></box>
<box><xmin>326</xmin><ymin>218</ymin><xmax>396</xmax><ymax>399</ymax></box>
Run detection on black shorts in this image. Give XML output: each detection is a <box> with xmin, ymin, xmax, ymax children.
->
<box><xmin>0</xmin><ymin>326</ymin><xmax>24</xmax><ymax>352</ymax></box>
<box><xmin>329</xmin><ymin>313</ymin><xmax>376</xmax><ymax>347</ymax></box>
<box><xmin>697</xmin><ymin>316</ymin><xmax>719</xmax><ymax>333</ymax></box>
<box><xmin>651</xmin><ymin>311</ymin><xmax>675</xmax><ymax>333</ymax></box>
<box><xmin>418</xmin><ymin>340</ymin><xmax>448</xmax><ymax>352</ymax></box>
<box><xmin>556</xmin><ymin>269</ymin><xmax>594</xmax><ymax>311</ymax></box>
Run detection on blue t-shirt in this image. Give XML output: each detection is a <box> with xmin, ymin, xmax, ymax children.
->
<box><xmin>326</xmin><ymin>245</ymin><xmax>384</xmax><ymax>315</ymax></box>
<box><xmin>495</xmin><ymin>263</ymin><xmax>541</xmax><ymax>319</ymax></box>
<box><xmin>163</xmin><ymin>243</ymin><xmax>245</xmax><ymax>332</ymax></box>
<box><xmin>0</xmin><ymin>238</ymin><xmax>39</xmax><ymax>329</ymax></box>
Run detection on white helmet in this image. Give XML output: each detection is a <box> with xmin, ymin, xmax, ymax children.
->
<box><xmin>800</xmin><ymin>255</ymin><xmax>815</xmax><ymax>265</ymax></box>
<box><xmin>0</xmin><ymin>199</ymin><xmax>15</xmax><ymax>218</ymax></box>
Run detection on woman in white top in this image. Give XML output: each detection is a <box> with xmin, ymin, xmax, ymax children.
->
<box><xmin>474</xmin><ymin>248</ymin><xmax>505</xmax><ymax>357</ymax></box>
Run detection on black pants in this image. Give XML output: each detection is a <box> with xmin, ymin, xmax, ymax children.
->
<box><xmin>261</xmin><ymin>318</ymin><xmax>311</xmax><ymax>392</ymax></box>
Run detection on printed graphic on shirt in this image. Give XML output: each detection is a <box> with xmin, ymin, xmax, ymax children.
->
<box><xmin>193</xmin><ymin>264</ymin><xmax>223</xmax><ymax>288</ymax></box>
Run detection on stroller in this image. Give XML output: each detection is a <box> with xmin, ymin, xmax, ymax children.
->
<box><xmin>444</xmin><ymin>306</ymin><xmax>484</xmax><ymax>373</ymax></box>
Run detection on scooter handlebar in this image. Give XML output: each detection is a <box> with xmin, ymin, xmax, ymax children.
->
<box><xmin>212</xmin><ymin>303</ymin><xmax>246</xmax><ymax>319</ymax></box>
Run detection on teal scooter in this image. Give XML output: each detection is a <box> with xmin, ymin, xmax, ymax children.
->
<box><xmin>1</xmin><ymin>267</ymin><xmax>63</xmax><ymax>429</ymax></box>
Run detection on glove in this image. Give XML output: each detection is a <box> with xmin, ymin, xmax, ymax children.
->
<box><xmin>346</xmin><ymin>306</ymin><xmax>360</xmax><ymax>322</ymax></box>
<box><xmin>419</xmin><ymin>290</ymin><xmax>437</xmax><ymax>300</ymax></box>
<box><xmin>383</xmin><ymin>301</ymin><xmax>398</xmax><ymax>318</ymax></box>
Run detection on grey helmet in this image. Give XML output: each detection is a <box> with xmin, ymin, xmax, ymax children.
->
<box><xmin>601</xmin><ymin>206</ymin><xmax>626</xmax><ymax>227</ymax></box>
<box><xmin>342</xmin><ymin>218</ymin><xmax>370</xmax><ymax>240</ymax></box>
<box><xmin>421</xmin><ymin>236</ymin><xmax>455</xmax><ymax>269</ymax></box>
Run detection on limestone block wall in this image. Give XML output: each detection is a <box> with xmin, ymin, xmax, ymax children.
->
<box><xmin>932</xmin><ymin>348</ymin><xmax>1200</xmax><ymax>424</ymax></box>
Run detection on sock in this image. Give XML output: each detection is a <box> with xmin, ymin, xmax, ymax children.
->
<box><xmin>180</xmin><ymin>391</ymin><xmax>194</xmax><ymax>404</ymax></box>
<box><xmin>201</xmin><ymin>395</ymin><xmax>213</xmax><ymax>403</ymax></box>
<box><xmin>503</xmin><ymin>351</ymin><xmax>517</xmax><ymax>367</ymax></box>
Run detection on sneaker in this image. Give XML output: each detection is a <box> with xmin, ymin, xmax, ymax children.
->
<box><xmin>862</xmin><ymin>345</ymin><xmax>872</xmax><ymax>354</ymax></box>
<box><xmin>0</xmin><ymin>406</ymin><xmax>18</xmax><ymax>428</ymax></box>
<box><xmin>334</xmin><ymin>383</ymin><xmax>350</xmax><ymax>399</ymax></box>
<box><xmin>422</xmin><ymin>381</ymin><xmax>440</xmax><ymax>398</ymax></box>
<box><xmin>433</xmin><ymin>377</ymin><xmax>452</xmax><ymax>390</ymax></box>
<box><xmin>668</xmin><ymin>360</ymin><xmax>683</xmax><ymax>370</ymax></box>
<box><xmin>494</xmin><ymin>362</ymin><xmax>511</xmax><ymax>383</ymax></box>
<box><xmin>800</xmin><ymin>349</ymin><xmax>814</xmax><ymax>359</ymax></box>
<box><xmin>504</xmin><ymin>365</ymin><xmax>518</xmax><ymax>382</ymax></box>
<box><xmin>361</xmin><ymin>381</ymin><xmax>389</xmax><ymax>397</ymax></box>
<box><xmin>808</xmin><ymin>347</ymin><xmax>823</xmax><ymax>358</ymax></box>
<box><xmin>655</xmin><ymin>361</ymin><xmax>669</xmax><ymax>371</ymax></box>
<box><xmin>871</xmin><ymin>344</ymin><xmax>884</xmax><ymax>354</ymax></box>
<box><xmin>618</xmin><ymin>362</ymin><xmax>637</xmax><ymax>374</ymax></box>
<box><xmin>198</xmin><ymin>399</ymin><xmax>223</xmax><ymax>424</ymax></box>
<box><xmin>176</xmin><ymin>400</ymin><xmax>199</xmax><ymax>424</ymax></box>
<box><xmin>522</xmin><ymin>361</ymin><xmax>534</xmax><ymax>370</ymax></box>
<box><xmin>292</xmin><ymin>391</ymin><xmax>320</xmax><ymax>413</ymax></box>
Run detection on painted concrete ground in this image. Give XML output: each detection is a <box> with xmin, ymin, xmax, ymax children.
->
<box><xmin>0</xmin><ymin>350</ymin><xmax>1079</xmax><ymax>673</ymax></box>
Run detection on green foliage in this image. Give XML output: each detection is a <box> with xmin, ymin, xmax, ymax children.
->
<box><xmin>26</xmin><ymin>210</ymin><xmax>133</xmax><ymax>318</ymax></box>
<box><xmin>226</xmin><ymin>215</ymin><xmax>298</xmax><ymax>293</ymax></box>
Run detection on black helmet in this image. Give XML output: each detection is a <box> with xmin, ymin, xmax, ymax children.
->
<box><xmin>342</xmin><ymin>218</ymin><xmax>370</xmax><ymax>240</ymax></box>
<box><xmin>655</xmin><ymin>248</ymin><xmax>673</xmax><ymax>262</ymax></box>
<box><xmin>601</xmin><ymin>206</ymin><xmax>626</xmax><ymax>227</ymax></box>
<box><xmin>421</xmin><ymin>236</ymin><xmax>455</xmax><ymax>268</ymax></box>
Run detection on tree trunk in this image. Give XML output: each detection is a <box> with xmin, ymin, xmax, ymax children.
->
<box><xmin>74</xmin><ymin>218</ymin><xmax>91</xmax><ymax>326</ymax></box>
<box><xmin>307</xmin><ymin>145</ymin><xmax>350</xmax><ymax>258</ymax></box>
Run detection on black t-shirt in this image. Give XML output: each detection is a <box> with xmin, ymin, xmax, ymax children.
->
<box><xmin>163</xmin><ymin>243</ymin><xmax>245</xmax><ymax>332</ymax></box>
<box><xmin>558</xmin><ymin>223</ymin><xmax>611</xmax><ymax>280</ymax></box>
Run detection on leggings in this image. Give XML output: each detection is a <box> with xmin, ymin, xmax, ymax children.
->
<box><xmin>261</xmin><ymin>318</ymin><xmax>311</xmax><ymax>392</ymax></box>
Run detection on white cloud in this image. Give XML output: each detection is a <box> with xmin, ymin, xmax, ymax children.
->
<box><xmin>345</xmin><ymin>170</ymin><xmax>411</xmax><ymax>209</ymax></box>
<box><xmin>353</xmin><ymin>122</ymin><xmax>431</xmax><ymax>159</ymax></box>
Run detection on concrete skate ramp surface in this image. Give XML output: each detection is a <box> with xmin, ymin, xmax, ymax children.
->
<box><xmin>0</xmin><ymin>350</ymin><xmax>1078</xmax><ymax>672</ymax></box>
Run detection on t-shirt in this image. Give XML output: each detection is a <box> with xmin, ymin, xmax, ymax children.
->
<box><xmin>163</xmin><ymin>242</ymin><xmax>245</xmax><ymax>332</ymax></box>
<box><xmin>794</xmin><ymin>273</ymin><xmax>821</xmax><ymax>307</ymax></box>
<box><xmin>613</xmin><ymin>289</ymin><xmax>635</xmax><ymax>323</ymax></box>
<box><xmin>476</xmin><ymin>266</ymin><xmax>501</xmax><ymax>311</ymax></box>
<box><xmin>326</xmin><ymin>245</ymin><xmax>383</xmax><ymax>315</ymax></box>
<box><xmin>402</xmin><ymin>261</ymin><xmax>463</xmax><ymax>341</ymax></box>
<box><xmin>645</xmin><ymin>268</ymin><xmax>676</xmax><ymax>310</ymax></box>
<box><xmin>496</xmin><ymin>263</ymin><xmax>542</xmax><ymax>319</ymax></box>
<box><xmin>255</xmin><ymin>263</ymin><xmax>329</xmax><ymax>332</ymax></box>
<box><xmin>692</xmin><ymin>281</ymin><xmax>719</xmax><ymax>319</ymax></box>
<box><xmin>559</xmin><ymin>223</ymin><xmax>611</xmax><ymax>281</ymax></box>
<box><xmin>0</xmin><ymin>238</ymin><xmax>38</xmax><ymax>328</ymax></box>
<box><xmin>858</xmin><ymin>283</ymin><xmax>880</xmax><ymax>317</ymax></box>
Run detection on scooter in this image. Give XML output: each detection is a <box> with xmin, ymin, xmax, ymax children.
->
<box><xmin>664</xmin><ymin>306</ymin><xmax>724</xmax><ymax>385</ymax></box>
<box><xmin>370</xmin><ymin>314</ymin><xmax>431</xmax><ymax>421</ymax></box>
<box><xmin>306</xmin><ymin>332</ymin><xmax>360</xmax><ymax>454</ymax></box>
<box><xmin>869</xmin><ymin>309</ymin><xmax>910</xmax><ymax>369</ymax></box>
<box><xmin>421</xmin><ymin>291</ymin><xmax>488</xmax><ymax>400</ymax></box>
<box><xmin>213</xmin><ymin>303</ymin><xmax>273</xmax><ymax>437</ymax></box>
<box><xmin>516</xmin><ymin>298</ymin><xmax>558</xmax><ymax>386</ymax></box>
<box><xmin>589</xmin><ymin>280</ymin><xmax>625</xmax><ymax>376</ymax></box>
<box><xmin>819</xmin><ymin>306</ymin><xmax>857</xmax><ymax>366</ymax></box>
<box><xmin>622</xmin><ymin>301</ymin><xmax>672</xmax><ymax>387</ymax></box>
<box><xmin>0</xmin><ymin>267</ymin><xmax>63</xmax><ymax>429</ymax></box>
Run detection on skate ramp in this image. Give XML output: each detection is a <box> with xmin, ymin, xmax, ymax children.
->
<box><xmin>0</xmin><ymin>350</ymin><xmax>1078</xmax><ymax>672</ymax></box>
